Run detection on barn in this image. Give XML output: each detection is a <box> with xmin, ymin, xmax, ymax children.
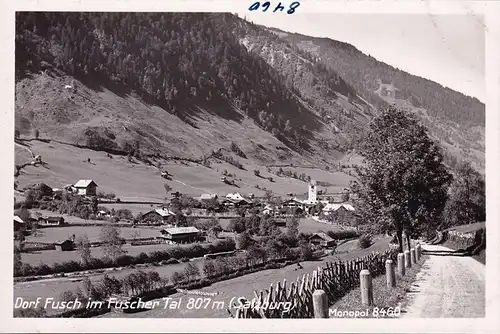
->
<box><xmin>309</xmin><ymin>232</ymin><xmax>336</xmax><ymax>248</ymax></box>
<box><xmin>141</xmin><ymin>208</ymin><xmax>175</xmax><ymax>225</ymax></box>
<box><xmin>160</xmin><ymin>226</ymin><xmax>200</xmax><ymax>244</ymax></box>
<box><xmin>54</xmin><ymin>239</ymin><xmax>75</xmax><ymax>251</ymax></box>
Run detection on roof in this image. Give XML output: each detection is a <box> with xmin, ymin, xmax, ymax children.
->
<box><xmin>162</xmin><ymin>226</ymin><xmax>200</xmax><ymax>235</ymax></box>
<box><xmin>14</xmin><ymin>216</ymin><xmax>24</xmax><ymax>223</ymax></box>
<box><xmin>74</xmin><ymin>180</ymin><xmax>98</xmax><ymax>188</ymax></box>
<box><xmin>55</xmin><ymin>239</ymin><xmax>74</xmax><ymax>245</ymax></box>
<box><xmin>322</xmin><ymin>203</ymin><xmax>355</xmax><ymax>212</ymax></box>
<box><xmin>145</xmin><ymin>208</ymin><xmax>175</xmax><ymax>217</ymax></box>
<box><xmin>200</xmin><ymin>194</ymin><xmax>218</xmax><ymax>200</ymax></box>
<box><xmin>46</xmin><ymin>216</ymin><xmax>64</xmax><ymax>221</ymax></box>
<box><xmin>310</xmin><ymin>232</ymin><xmax>334</xmax><ymax>242</ymax></box>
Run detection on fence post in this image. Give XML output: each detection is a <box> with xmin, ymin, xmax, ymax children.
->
<box><xmin>404</xmin><ymin>250</ymin><xmax>411</xmax><ymax>268</ymax></box>
<box><xmin>313</xmin><ymin>289</ymin><xmax>329</xmax><ymax>318</ymax></box>
<box><xmin>360</xmin><ymin>269</ymin><xmax>373</xmax><ymax>306</ymax></box>
<box><xmin>385</xmin><ymin>259</ymin><xmax>396</xmax><ymax>287</ymax></box>
<box><xmin>410</xmin><ymin>248</ymin><xmax>416</xmax><ymax>264</ymax></box>
<box><xmin>397</xmin><ymin>253</ymin><xmax>405</xmax><ymax>276</ymax></box>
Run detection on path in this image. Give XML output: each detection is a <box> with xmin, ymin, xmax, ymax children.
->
<box><xmin>404</xmin><ymin>243</ymin><xmax>485</xmax><ymax>318</ymax></box>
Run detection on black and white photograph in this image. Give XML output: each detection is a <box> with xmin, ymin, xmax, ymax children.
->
<box><xmin>4</xmin><ymin>0</ymin><xmax>499</xmax><ymax>332</ymax></box>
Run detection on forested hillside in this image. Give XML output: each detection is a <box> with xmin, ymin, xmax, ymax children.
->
<box><xmin>15</xmin><ymin>12</ymin><xmax>484</xmax><ymax>172</ymax></box>
<box><xmin>16</xmin><ymin>12</ymin><xmax>333</xmax><ymax>157</ymax></box>
<box><xmin>266</xmin><ymin>28</ymin><xmax>485</xmax><ymax>172</ymax></box>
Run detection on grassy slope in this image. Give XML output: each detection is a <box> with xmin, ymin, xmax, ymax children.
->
<box><xmin>15</xmin><ymin>139</ymin><xmax>355</xmax><ymax>200</ymax></box>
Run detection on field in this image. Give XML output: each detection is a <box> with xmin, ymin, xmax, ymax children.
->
<box><xmin>445</xmin><ymin>221</ymin><xmax>485</xmax><ymax>234</ymax></box>
<box><xmin>21</xmin><ymin>242</ymin><xmax>209</xmax><ymax>267</ymax></box>
<box><xmin>218</xmin><ymin>217</ymin><xmax>346</xmax><ymax>235</ymax></box>
<box><xmin>14</xmin><ymin>257</ymin><xmax>205</xmax><ymax>315</ymax></box>
<box><xmin>26</xmin><ymin>225</ymin><xmax>161</xmax><ymax>244</ymax></box>
<box><xmin>15</xmin><ymin>140</ymin><xmax>356</xmax><ymax>201</ymax></box>
<box><xmin>14</xmin><ymin>236</ymin><xmax>391</xmax><ymax>317</ymax></box>
<box><xmin>99</xmin><ymin>236</ymin><xmax>391</xmax><ymax>318</ymax></box>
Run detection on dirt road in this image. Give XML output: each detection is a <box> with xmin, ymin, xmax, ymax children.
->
<box><xmin>404</xmin><ymin>243</ymin><xmax>485</xmax><ymax>318</ymax></box>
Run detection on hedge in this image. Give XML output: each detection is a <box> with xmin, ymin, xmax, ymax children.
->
<box><xmin>15</xmin><ymin>239</ymin><xmax>235</xmax><ymax>277</ymax></box>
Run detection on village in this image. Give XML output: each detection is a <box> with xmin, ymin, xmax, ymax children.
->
<box><xmin>14</xmin><ymin>177</ymin><xmax>357</xmax><ymax>254</ymax></box>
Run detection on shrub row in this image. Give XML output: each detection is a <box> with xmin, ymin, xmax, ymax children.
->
<box><xmin>15</xmin><ymin>239</ymin><xmax>235</xmax><ymax>277</ymax></box>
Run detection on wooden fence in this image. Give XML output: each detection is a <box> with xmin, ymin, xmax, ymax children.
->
<box><xmin>230</xmin><ymin>246</ymin><xmax>399</xmax><ymax>318</ymax></box>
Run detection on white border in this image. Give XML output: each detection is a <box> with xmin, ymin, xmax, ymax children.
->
<box><xmin>1</xmin><ymin>1</ymin><xmax>499</xmax><ymax>333</ymax></box>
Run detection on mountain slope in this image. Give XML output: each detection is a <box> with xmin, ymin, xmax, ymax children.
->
<box><xmin>15</xmin><ymin>13</ymin><xmax>484</xmax><ymax>178</ymax></box>
<box><xmin>15</xmin><ymin>12</ymin><xmax>366</xmax><ymax>167</ymax></box>
<box><xmin>265</xmin><ymin>27</ymin><xmax>485</xmax><ymax>172</ymax></box>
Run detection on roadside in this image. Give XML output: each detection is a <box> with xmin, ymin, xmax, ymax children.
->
<box><xmin>329</xmin><ymin>254</ymin><xmax>427</xmax><ymax>318</ymax></box>
<box><xmin>403</xmin><ymin>243</ymin><xmax>485</xmax><ymax>318</ymax></box>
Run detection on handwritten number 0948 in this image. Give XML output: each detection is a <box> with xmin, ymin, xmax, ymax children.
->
<box><xmin>249</xmin><ymin>1</ymin><xmax>301</xmax><ymax>14</ymax></box>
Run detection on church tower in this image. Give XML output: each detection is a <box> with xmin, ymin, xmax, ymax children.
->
<box><xmin>308</xmin><ymin>180</ymin><xmax>317</xmax><ymax>203</ymax></box>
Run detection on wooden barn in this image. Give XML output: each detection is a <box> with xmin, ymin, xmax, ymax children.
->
<box><xmin>54</xmin><ymin>239</ymin><xmax>75</xmax><ymax>251</ymax></box>
<box><xmin>141</xmin><ymin>208</ymin><xmax>175</xmax><ymax>224</ymax></box>
<box><xmin>160</xmin><ymin>226</ymin><xmax>200</xmax><ymax>244</ymax></box>
<box><xmin>309</xmin><ymin>232</ymin><xmax>336</xmax><ymax>248</ymax></box>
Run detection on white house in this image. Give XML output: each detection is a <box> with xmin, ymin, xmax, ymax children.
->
<box><xmin>226</xmin><ymin>192</ymin><xmax>244</xmax><ymax>201</ymax></box>
<box><xmin>322</xmin><ymin>203</ymin><xmax>355</xmax><ymax>215</ymax></box>
<box><xmin>73</xmin><ymin>180</ymin><xmax>98</xmax><ymax>196</ymax></box>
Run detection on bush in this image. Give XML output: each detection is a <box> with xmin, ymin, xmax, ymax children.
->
<box><xmin>325</xmin><ymin>230</ymin><xmax>360</xmax><ymax>240</ymax></box>
<box><xmin>358</xmin><ymin>234</ymin><xmax>373</xmax><ymax>249</ymax></box>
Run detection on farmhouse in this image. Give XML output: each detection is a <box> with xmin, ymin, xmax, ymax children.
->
<box><xmin>309</xmin><ymin>232</ymin><xmax>336</xmax><ymax>248</ymax></box>
<box><xmin>14</xmin><ymin>216</ymin><xmax>24</xmax><ymax>232</ymax></box>
<box><xmin>73</xmin><ymin>180</ymin><xmax>98</xmax><ymax>196</ymax></box>
<box><xmin>54</xmin><ymin>239</ymin><xmax>75</xmax><ymax>251</ymax></box>
<box><xmin>160</xmin><ymin>226</ymin><xmax>200</xmax><ymax>244</ymax></box>
<box><xmin>38</xmin><ymin>216</ymin><xmax>65</xmax><ymax>227</ymax></box>
<box><xmin>141</xmin><ymin>208</ymin><xmax>175</xmax><ymax>224</ymax></box>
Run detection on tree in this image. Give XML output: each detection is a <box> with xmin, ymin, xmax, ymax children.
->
<box><xmin>286</xmin><ymin>217</ymin><xmax>299</xmax><ymax>239</ymax></box>
<box><xmin>444</xmin><ymin>162</ymin><xmax>485</xmax><ymax>228</ymax></box>
<box><xmin>99</xmin><ymin>224</ymin><xmax>126</xmax><ymax>263</ymax></box>
<box><xmin>15</xmin><ymin>206</ymin><xmax>31</xmax><ymax>224</ymax></box>
<box><xmin>14</xmin><ymin>244</ymin><xmax>22</xmax><ymax>275</ymax></box>
<box><xmin>236</xmin><ymin>231</ymin><xmax>253</xmax><ymax>250</ymax></box>
<box><xmin>75</xmin><ymin>234</ymin><xmax>92</xmax><ymax>266</ymax></box>
<box><xmin>351</xmin><ymin>107</ymin><xmax>452</xmax><ymax>252</ymax></box>
<box><xmin>184</xmin><ymin>262</ymin><xmax>200</xmax><ymax>282</ymax></box>
<box><xmin>164</xmin><ymin>183</ymin><xmax>172</xmax><ymax>199</ymax></box>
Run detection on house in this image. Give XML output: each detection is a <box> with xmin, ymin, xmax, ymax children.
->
<box><xmin>141</xmin><ymin>208</ymin><xmax>175</xmax><ymax>224</ymax></box>
<box><xmin>262</xmin><ymin>204</ymin><xmax>275</xmax><ymax>216</ymax></box>
<box><xmin>38</xmin><ymin>216</ymin><xmax>65</xmax><ymax>227</ymax></box>
<box><xmin>281</xmin><ymin>199</ymin><xmax>303</xmax><ymax>208</ymax></box>
<box><xmin>54</xmin><ymin>239</ymin><xmax>75</xmax><ymax>251</ymax></box>
<box><xmin>322</xmin><ymin>203</ymin><xmax>355</xmax><ymax>215</ymax></box>
<box><xmin>160</xmin><ymin>226</ymin><xmax>200</xmax><ymax>244</ymax></box>
<box><xmin>14</xmin><ymin>216</ymin><xmax>24</xmax><ymax>232</ymax></box>
<box><xmin>199</xmin><ymin>194</ymin><xmax>218</xmax><ymax>201</ymax></box>
<box><xmin>226</xmin><ymin>192</ymin><xmax>245</xmax><ymax>201</ymax></box>
<box><xmin>309</xmin><ymin>232</ymin><xmax>336</xmax><ymax>248</ymax></box>
<box><xmin>73</xmin><ymin>180</ymin><xmax>98</xmax><ymax>196</ymax></box>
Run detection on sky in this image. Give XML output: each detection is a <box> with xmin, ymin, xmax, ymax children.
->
<box><xmin>236</xmin><ymin>13</ymin><xmax>485</xmax><ymax>102</ymax></box>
